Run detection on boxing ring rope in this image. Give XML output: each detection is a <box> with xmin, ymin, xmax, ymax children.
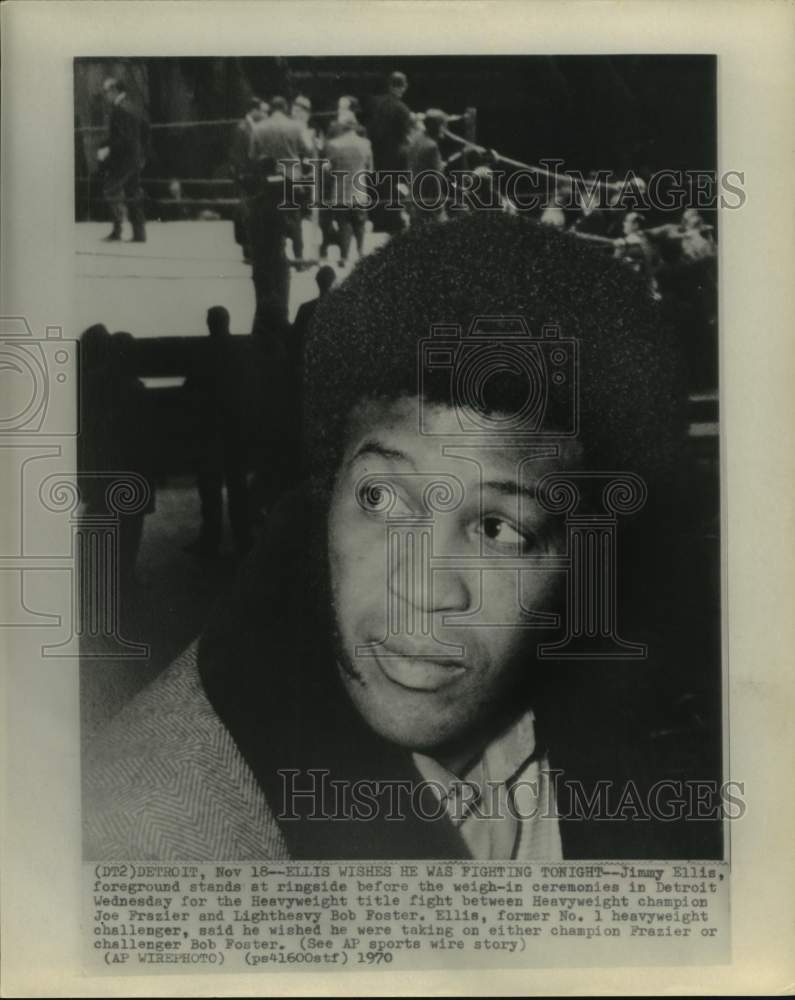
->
<box><xmin>77</xmin><ymin>102</ymin><xmax>645</xmax><ymax>222</ymax></box>
<box><xmin>442</xmin><ymin>126</ymin><xmax>642</xmax><ymax>194</ymax></box>
<box><xmin>75</xmin><ymin>106</ymin><xmax>475</xmax><ymax>214</ymax></box>
<box><xmin>74</xmin><ymin>109</ymin><xmax>467</xmax><ymax>134</ymax></box>
<box><xmin>74</xmin><ymin>110</ymin><xmax>717</xmax><ymax>443</ymax></box>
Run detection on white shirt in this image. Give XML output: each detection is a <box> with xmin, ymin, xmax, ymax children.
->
<box><xmin>412</xmin><ymin>710</ymin><xmax>563</xmax><ymax>860</ymax></box>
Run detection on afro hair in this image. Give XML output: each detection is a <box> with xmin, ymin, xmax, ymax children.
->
<box><xmin>304</xmin><ymin>212</ymin><xmax>687</xmax><ymax>498</ymax></box>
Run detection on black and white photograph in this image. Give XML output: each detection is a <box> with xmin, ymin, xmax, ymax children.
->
<box><xmin>77</xmin><ymin>53</ymin><xmax>724</xmax><ymax>864</ymax></box>
<box><xmin>1</xmin><ymin>1</ymin><xmax>793</xmax><ymax>995</ymax></box>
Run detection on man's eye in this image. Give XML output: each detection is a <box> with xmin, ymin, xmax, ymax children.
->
<box><xmin>356</xmin><ymin>481</ymin><xmax>413</xmax><ymax>516</ymax></box>
<box><xmin>478</xmin><ymin>516</ymin><xmax>537</xmax><ymax>553</ymax></box>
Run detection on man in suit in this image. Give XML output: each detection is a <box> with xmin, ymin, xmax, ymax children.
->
<box><xmin>250</xmin><ymin>96</ymin><xmax>314</xmax><ymax>267</ymax></box>
<box><xmin>230</xmin><ymin>97</ymin><xmax>270</xmax><ymax>262</ymax></box>
<box><xmin>368</xmin><ymin>71</ymin><xmax>413</xmax><ymax>235</ymax></box>
<box><xmin>84</xmin><ymin>213</ymin><xmax>722</xmax><ymax>862</ymax></box>
<box><xmin>322</xmin><ymin>112</ymin><xmax>374</xmax><ymax>266</ymax></box>
<box><xmin>368</xmin><ymin>71</ymin><xmax>412</xmax><ymax>173</ymax></box>
<box><xmin>182</xmin><ymin>306</ymin><xmax>252</xmax><ymax>558</ymax></box>
<box><xmin>97</xmin><ymin>77</ymin><xmax>149</xmax><ymax>242</ymax></box>
<box><xmin>407</xmin><ymin>109</ymin><xmax>449</xmax><ymax>222</ymax></box>
<box><xmin>290</xmin><ymin>263</ymin><xmax>337</xmax><ymax>368</ymax></box>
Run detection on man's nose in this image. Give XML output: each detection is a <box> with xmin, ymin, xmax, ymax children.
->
<box><xmin>386</xmin><ymin>521</ymin><xmax>471</xmax><ymax>615</ymax></box>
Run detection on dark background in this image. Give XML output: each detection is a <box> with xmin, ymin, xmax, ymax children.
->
<box><xmin>75</xmin><ymin>55</ymin><xmax>717</xmax><ymax>221</ymax></box>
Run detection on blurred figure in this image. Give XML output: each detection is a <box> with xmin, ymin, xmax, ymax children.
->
<box><xmin>570</xmin><ymin>178</ymin><xmax>609</xmax><ymax>237</ymax></box>
<box><xmin>231</xmin><ymin>96</ymin><xmax>270</xmax><ymax>176</ymax></box>
<box><xmin>78</xmin><ymin>325</ymin><xmax>114</xmax><ymax>507</ymax></box>
<box><xmin>407</xmin><ymin>109</ymin><xmax>448</xmax><ymax>222</ymax></box>
<box><xmin>250</xmin><ymin>96</ymin><xmax>314</xmax><ymax>266</ymax></box>
<box><xmin>291</xmin><ymin>95</ymin><xmax>314</xmax><ymax>140</ymax></box>
<box><xmin>408</xmin><ymin>110</ymin><xmax>445</xmax><ymax>173</ymax></box>
<box><xmin>231</xmin><ymin>96</ymin><xmax>270</xmax><ymax>261</ymax></box>
<box><xmin>246</xmin><ymin>157</ymin><xmax>291</xmax><ymax>332</ymax></box>
<box><xmin>183</xmin><ymin>307</ymin><xmax>252</xmax><ymax>558</ymax></box>
<box><xmin>540</xmin><ymin>190</ymin><xmax>567</xmax><ymax>229</ymax></box>
<box><xmin>249</xmin><ymin>96</ymin><xmax>311</xmax><ymax>165</ymax></box>
<box><xmin>369</xmin><ymin>71</ymin><xmax>412</xmax><ymax>170</ymax></box>
<box><xmin>165</xmin><ymin>178</ymin><xmax>191</xmax><ymax>221</ymax></box>
<box><xmin>328</xmin><ymin>95</ymin><xmax>366</xmax><ymax>139</ymax></box>
<box><xmin>615</xmin><ymin>211</ymin><xmax>653</xmax><ymax>267</ymax></box>
<box><xmin>613</xmin><ymin>211</ymin><xmax>661</xmax><ymax>299</ymax></box>
<box><xmin>368</xmin><ymin>71</ymin><xmax>412</xmax><ymax>234</ymax></box>
<box><xmin>96</xmin><ymin>77</ymin><xmax>149</xmax><ymax>243</ymax></box>
<box><xmin>290</xmin><ymin>264</ymin><xmax>337</xmax><ymax>369</ymax></box>
<box><xmin>273</xmin><ymin>265</ymin><xmax>338</xmax><ymax>502</ymax></box>
<box><xmin>679</xmin><ymin>209</ymin><xmax>717</xmax><ymax>262</ymax></box>
<box><xmin>323</xmin><ymin>112</ymin><xmax>373</xmax><ymax>266</ymax></box>
<box><xmin>291</xmin><ymin>96</ymin><xmax>319</xmax><ymax>262</ymax></box>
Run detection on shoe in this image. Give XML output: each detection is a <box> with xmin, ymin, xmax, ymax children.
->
<box><xmin>131</xmin><ymin>231</ymin><xmax>146</xmax><ymax>243</ymax></box>
<box><xmin>103</xmin><ymin>230</ymin><xmax>122</xmax><ymax>242</ymax></box>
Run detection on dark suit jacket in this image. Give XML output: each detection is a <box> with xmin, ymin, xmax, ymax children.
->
<box><xmin>105</xmin><ymin>96</ymin><xmax>148</xmax><ymax>175</ymax></box>
<box><xmin>368</xmin><ymin>93</ymin><xmax>413</xmax><ymax>171</ymax></box>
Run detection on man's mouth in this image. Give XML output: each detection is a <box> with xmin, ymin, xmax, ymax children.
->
<box><xmin>373</xmin><ymin>647</ymin><xmax>466</xmax><ymax>692</ymax></box>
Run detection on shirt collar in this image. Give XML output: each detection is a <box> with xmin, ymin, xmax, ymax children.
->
<box><xmin>413</xmin><ymin>708</ymin><xmax>539</xmax><ymax>795</ymax></box>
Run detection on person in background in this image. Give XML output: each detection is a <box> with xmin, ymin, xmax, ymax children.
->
<box><xmin>96</xmin><ymin>77</ymin><xmax>149</xmax><ymax>243</ymax></box>
<box><xmin>183</xmin><ymin>306</ymin><xmax>252</xmax><ymax>559</ymax></box>
<box><xmin>250</xmin><ymin>96</ymin><xmax>314</xmax><ymax>268</ymax></box>
<box><xmin>539</xmin><ymin>191</ymin><xmax>567</xmax><ymax>229</ymax></box>
<box><xmin>291</xmin><ymin>94</ymin><xmax>316</xmax><ymax>150</ymax></box>
<box><xmin>328</xmin><ymin>95</ymin><xmax>366</xmax><ymax>139</ymax></box>
<box><xmin>368</xmin><ymin>70</ymin><xmax>412</xmax><ymax>170</ymax></box>
<box><xmin>678</xmin><ymin>209</ymin><xmax>717</xmax><ymax>262</ymax></box>
<box><xmin>368</xmin><ymin>71</ymin><xmax>412</xmax><ymax>234</ymax></box>
<box><xmin>246</xmin><ymin>157</ymin><xmax>291</xmax><ymax>333</ymax></box>
<box><xmin>407</xmin><ymin>109</ymin><xmax>449</xmax><ymax>222</ymax></box>
<box><xmin>291</xmin><ymin>95</ymin><xmax>319</xmax><ymax>262</ymax></box>
<box><xmin>614</xmin><ymin>211</ymin><xmax>657</xmax><ymax>272</ymax></box>
<box><xmin>290</xmin><ymin>264</ymin><xmax>337</xmax><ymax>370</ymax></box>
<box><xmin>231</xmin><ymin>97</ymin><xmax>270</xmax><ymax>261</ymax></box>
<box><xmin>323</xmin><ymin>111</ymin><xmax>373</xmax><ymax>266</ymax></box>
<box><xmin>570</xmin><ymin>176</ymin><xmax>609</xmax><ymax>238</ymax></box>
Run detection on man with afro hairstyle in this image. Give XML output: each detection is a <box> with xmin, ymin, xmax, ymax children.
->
<box><xmin>84</xmin><ymin>213</ymin><xmax>722</xmax><ymax>862</ymax></box>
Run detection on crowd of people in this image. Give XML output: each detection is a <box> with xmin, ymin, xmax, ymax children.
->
<box><xmin>93</xmin><ymin>68</ymin><xmax>717</xmax><ymax>339</ymax></box>
<box><xmin>221</xmin><ymin>70</ymin><xmax>717</xmax><ymax>334</ymax></box>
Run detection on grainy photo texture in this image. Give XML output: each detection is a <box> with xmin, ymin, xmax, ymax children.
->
<box><xmin>71</xmin><ymin>57</ymin><xmax>725</xmax><ymax>869</ymax></box>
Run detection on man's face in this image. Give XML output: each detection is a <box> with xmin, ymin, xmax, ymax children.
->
<box><xmin>103</xmin><ymin>84</ymin><xmax>117</xmax><ymax>105</ymax></box>
<box><xmin>328</xmin><ymin>397</ymin><xmax>582</xmax><ymax>766</ymax></box>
